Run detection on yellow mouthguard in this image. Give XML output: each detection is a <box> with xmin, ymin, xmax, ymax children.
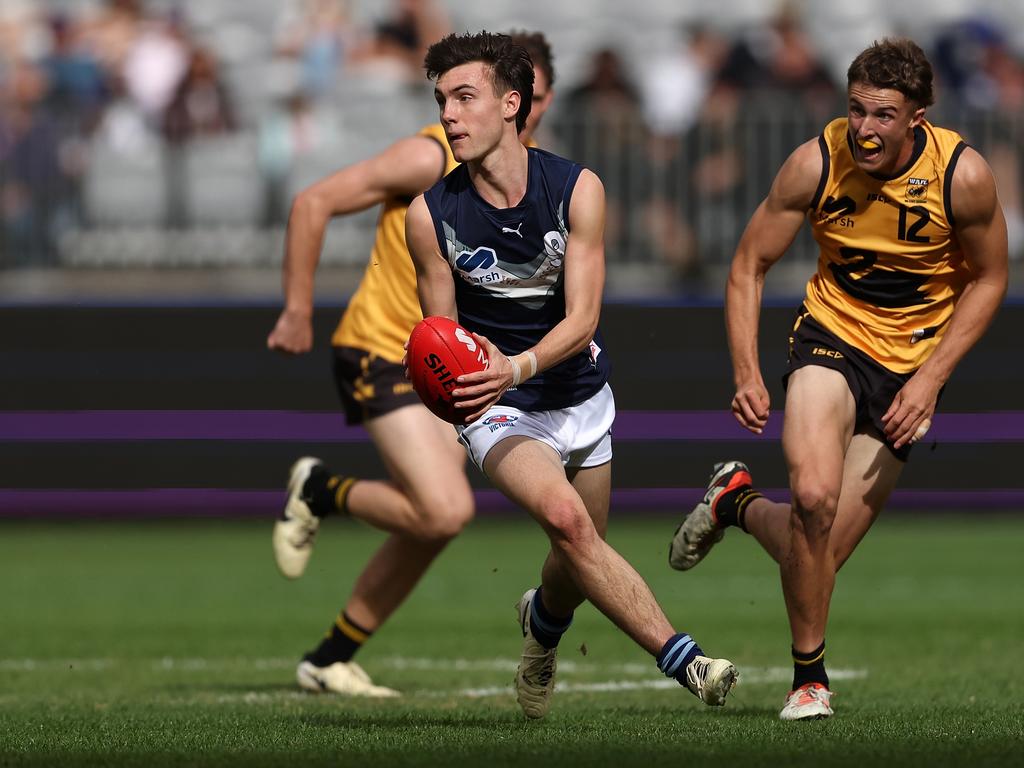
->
<box><xmin>857</xmin><ymin>138</ymin><xmax>880</xmax><ymax>150</ymax></box>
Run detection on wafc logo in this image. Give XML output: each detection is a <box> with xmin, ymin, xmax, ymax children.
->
<box><xmin>905</xmin><ymin>177</ymin><xmax>929</xmax><ymax>202</ymax></box>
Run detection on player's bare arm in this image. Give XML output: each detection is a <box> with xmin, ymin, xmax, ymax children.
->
<box><xmin>406</xmin><ymin>193</ymin><xmax>457</xmax><ymax>320</ymax></box>
<box><xmin>884</xmin><ymin>147</ymin><xmax>1009</xmax><ymax>449</ymax></box>
<box><xmin>453</xmin><ymin>170</ymin><xmax>607</xmax><ymax>421</ymax></box>
<box><xmin>726</xmin><ymin>138</ymin><xmax>821</xmax><ymax>433</ymax></box>
<box><xmin>267</xmin><ymin>136</ymin><xmax>447</xmax><ymax>354</ymax></box>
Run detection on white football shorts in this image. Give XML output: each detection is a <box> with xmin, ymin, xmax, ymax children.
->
<box><xmin>456</xmin><ymin>383</ymin><xmax>615</xmax><ymax>475</ymax></box>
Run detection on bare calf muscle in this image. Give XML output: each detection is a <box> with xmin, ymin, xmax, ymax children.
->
<box><xmin>672</xmin><ymin>36</ymin><xmax>1007</xmax><ymax>721</ymax></box>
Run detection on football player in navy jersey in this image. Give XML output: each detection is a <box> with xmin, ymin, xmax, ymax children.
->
<box><xmin>268</xmin><ymin>33</ymin><xmax>558</xmax><ymax>699</ymax></box>
<box><xmin>405</xmin><ymin>31</ymin><xmax>738</xmax><ymax>719</ymax></box>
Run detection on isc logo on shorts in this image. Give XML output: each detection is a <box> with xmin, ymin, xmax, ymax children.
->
<box><xmin>812</xmin><ymin>346</ymin><xmax>844</xmax><ymax>359</ymax></box>
<box><xmin>483</xmin><ymin>414</ymin><xmax>518</xmax><ymax>433</ymax></box>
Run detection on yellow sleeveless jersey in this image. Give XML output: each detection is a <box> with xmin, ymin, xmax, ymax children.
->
<box><xmin>804</xmin><ymin>117</ymin><xmax>972</xmax><ymax>372</ymax></box>
<box><xmin>331</xmin><ymin>124</ymin><xmax>458</xmax><ymax>362</ymax></box>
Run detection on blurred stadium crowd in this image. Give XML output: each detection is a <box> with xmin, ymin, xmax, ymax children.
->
<box><xmin>1</xmin><ymin>0</ymin><xmax>1023</xmax><ymax>297</ymax></box>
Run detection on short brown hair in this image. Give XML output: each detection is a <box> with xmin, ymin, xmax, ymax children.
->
<box><xmin>424</xmin><ymin>31</ymin><xmax>534</xmax><ymax>133</ymax></box>
<box><xmin>510</xmin><ymin>30</ymin><xmax>555</xmax><ymax>89</ymax></box>
<box><xmin>847</xmin><ymin>38</ymin><xmax>934</xmax><ymax>107</ymax></box>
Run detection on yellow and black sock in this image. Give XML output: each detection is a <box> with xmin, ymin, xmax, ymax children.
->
<box><xmin>304</xmin><ymin>611</ymin><xmax>373</xmax><ymax>666</ymax></box>
<box><xmin>715</xmin><ymin>487</ymin><xmax>763</xmax><ymax>532</ymax></box>
<box><xmin>302</xmin><ymin>465</ymin><xmax>357</xmax><ymax>518</ymax></box>
<box><xmin>792</xmin><ymin>640</ymin><xmax>828</xmax><ymax>689</ymax></box>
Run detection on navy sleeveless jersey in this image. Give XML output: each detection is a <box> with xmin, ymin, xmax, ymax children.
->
<box><xmin>423</xmin><ymin>147</ymin><xmax>611</xmax><ymax>411</ymax></box>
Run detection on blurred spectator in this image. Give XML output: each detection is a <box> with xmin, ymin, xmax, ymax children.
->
<box><xmin>562</xmin><ymin>47</ymin><xmax>644</xmax><ymax>266</ymax></box>
<box><xmin>258</xmin><ymin>87</ymin><xmax>338</xmax><ymax>225</ymax></box>
<box><xmin>274</xmin><ymin>0</ymin><xmax>355</xmax><ymax>101</ymax></box>
<box><xmin>660</xmin><ymin>5</ymin><xmax>837</xmax><ymax>278</ymax></box>
<box><xmin>717</xmin><ymin>4</ymin><xmax>837</xmax><ymax>119</ymax></box>
<box><xmin>162</xmin><ymin>46</ymin><xmax>235</xmax><ymax>144</ymax></box>
<box><xmin>0</xmin><ymin>1</ymin><xmax>49</xmax><ymax>66</ymax></box>
<box><xmin>120</xmin><ymin>10</ymin><xmax>190</xmax><ymax>124</ymax></box>
<box><xmin>934</xmin><ymin>18</ymin><xmax>1024</xmax><ymax>259</ymax></box>
<box><xmin>635</xmin><ymin>25</ymin><xmax>728</xmax><ymax>287</ymax></box>
<box><xmin>680</xmin><ymin>81</ymin><xmax>744</xmax><ymax>270</ymax></box>
<box><xmin>640</xmin><ymin>24</ymin><xmax>727</xmax><ymax>139</ymax></box>
<box><xmin>92</xmin><ymin>83</ymin><xmax>157</xmax><ymax>157</ymax></box>
<box><xmin>0</xmin><ymin>60</ymin><xmax>71</xmax><ymax>265</ymax></box>
<box><xmin>78</xmin><ymin>0</ymin><xmax>144</xmax><ymax>76</ymax></box>
<box><xmin>375</xmin><ymin>0</ymin><xmax>449</xmax><ymax>64</ymax></box>
<box><xmin>934</xmin><ymin>18</ymin><xmax>1024</xmax><ymax>112</ymax></box>
<box><xmin>565</xmin><ymin>47</ymin><xmax>639</xmax><ymax>119</ymax></box>
<box><xmin>348</xmin><ymin>0</ymin><xmax>450</xmax><ymax>89</ymax></box>
<box><xmin>42</xmin><ymin>13</ymin><xmax>111</xmax><ymax>131</ymax></box>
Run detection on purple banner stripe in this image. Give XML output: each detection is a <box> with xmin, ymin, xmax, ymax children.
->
<box><xmin>3</xmin><ymin>410</ymin><xmax>1024</xmax><ymax>442</ymax></box>
<box><xmin>0</xmin><ymin>488</ymin><xmax>1021</xmax><ymax>518</ymax></box>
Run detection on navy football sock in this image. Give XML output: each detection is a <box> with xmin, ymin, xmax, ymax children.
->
<box><xmin>657</xmin><ymin>632</ymin><xmax>704</xmax><ymax>684</ymax></box>
<box><xmin>528</xmin><ymin>587</ymin><xmax>573</xmax><ymax>649</ymax></box>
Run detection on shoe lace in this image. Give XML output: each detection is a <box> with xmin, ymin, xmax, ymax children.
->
<box><xmin>522</xmin><ymin>646</ymin><xmax>556</xmax><ymax>687</ymax></box>
<box><xmin>290</xmin><ymin>525</ymin><xmax>318</xmax><ymax>548</ymax></box>
<box><xmin>794</xmin><ymin>684</ymin><xmax>828</xmax><ymax>705</ymax></box>
<box><xmin>686</xmin><ymin>657</ymin><xmax>710</xmax><ymax>692</ymax></box>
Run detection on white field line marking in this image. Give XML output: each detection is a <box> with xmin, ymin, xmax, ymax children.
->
<box><xmin>161</xmin><ymin>668</ymin><xmax>868</xmax><ymax>706</ymax></box>
<box><xmin>3</xmin><ymin>656</ymin><xmax>867</xmax><ymax>703</ymax></box>
<box><xmin>0</xmin><ymin>658</ymin><xmax>117</xmax><ymax>671</ymax></box>
<box><xmin>447</xmin><ymin>668</ymin><xmax>868</xmax><ymax>699</ymax></box>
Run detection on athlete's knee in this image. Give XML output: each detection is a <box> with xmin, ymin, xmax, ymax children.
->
<box><xmin>538</xmin><ymin>496</ymin><xmax>597</xmax><ymax>553</ymax></box>
<box><xmin>789</xmin><ymin>480</ymin><xmax>839</xmax><ymax>539</ymax></box>
<box><xmin>412</xmin><ymin>487</ymin><xmax>474</xmax><ymax>541</ymax></box>
<box><xmin>790</xmin><ymin>475</ymin><xmax>839</xmax><ymax>516</ymax></box>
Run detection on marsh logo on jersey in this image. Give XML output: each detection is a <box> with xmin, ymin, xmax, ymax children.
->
<box><xmin>905</xmin><ymin>177</ymin><xmax>929</xmax><ymax>202</ymax></box>
<box><xmin>454</xmin><ymin>246</ymin><xmax>506</xmax><ymax>285</ymax></box>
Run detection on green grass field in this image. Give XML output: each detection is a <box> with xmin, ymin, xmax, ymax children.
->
<box><xmin>2</xmin><ymin>515</ymin><xmax>1022</xmax><ymax>767</ymax></box>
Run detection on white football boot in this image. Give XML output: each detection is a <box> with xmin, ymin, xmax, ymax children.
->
<box><xmin>669</xmin><ymin>460</ymin><xmax>753</xmax><ymax>571</ymax></box>
<box><xmin>684</xmin><ymin>655</ymin><xmax>739</xmax><ymax>706</ymax></box>
<box><xmin>779</xmin><ymin>683</ymin><xmax>834</xmax><ymax>720</ymax></box>
<box><xmin>297</xmin><ymin>659</ymin><xmax>399</xmax><ymax>697</ymax></box>
<box><xmin>513</xmin><ymin>589</ymin><xmax>558</xmax><ymax>719</ymax></box>
<box><xmin>272</xmin><ymin>457</ymin><xmax>322</xmax><ymax>579</ymax></box>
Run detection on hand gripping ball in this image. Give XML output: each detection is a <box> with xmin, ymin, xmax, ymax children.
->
<box><xmin>407</xmin><ymin>316</ymin><xmax>489</xmax><ymax>424</ymax></box>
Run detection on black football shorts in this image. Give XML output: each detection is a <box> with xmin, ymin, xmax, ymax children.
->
<box><xmin>783</xmin><ymin>307</ymin><xmax>923</xmax><ymax>462</ymax></box>
<box><xmin>332</xmin><ymin>346</ymin><xmax>421</xmax><ymax>426</ymax></box>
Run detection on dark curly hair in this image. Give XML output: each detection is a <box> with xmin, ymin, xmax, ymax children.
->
<box><xmin>847</xmin><ymin>38</ymin><xmax>934</xmax><ymax>108</ymax></box>
<box><xmin>424</xmin><ymin>31</ymin><xmax>534</xmax><ymax>133</ymax></box>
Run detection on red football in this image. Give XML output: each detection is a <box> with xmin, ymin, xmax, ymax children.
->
<box><xmin>407</xmin><ymin>316</ymin><xmax>489</xmax><ymax>424</ymax></box>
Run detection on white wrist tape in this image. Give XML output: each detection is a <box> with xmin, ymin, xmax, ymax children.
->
<box><xmin>508</xmin><ymin>351</ymin><xmax>537</xmax><ymax>388</ymax></box>
<box><xmin>508</xmin><ymin>355</ymin><xmax>522</xmax><ymax>387</ymax></box>
<box><xmin>523</xmin><ymin>350</ymin><xmax>537</xmax><ymax>380</ymax></box>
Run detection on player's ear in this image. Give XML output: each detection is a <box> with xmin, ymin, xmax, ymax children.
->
<box><xmin>909</xmin><ymin>106</ymin><xmax>926</xmax><ymax>128</ymax></box>
<box><xmin>504</xmin><ymin>90</ymin><xmax>521</xmax><ymax>122</ymax></box>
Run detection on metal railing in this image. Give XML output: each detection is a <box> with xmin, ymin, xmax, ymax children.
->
<box><xmin>3</xmin><ymin>94</ymin><xmax>1022</xmax><ymax>295</ymax></box>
